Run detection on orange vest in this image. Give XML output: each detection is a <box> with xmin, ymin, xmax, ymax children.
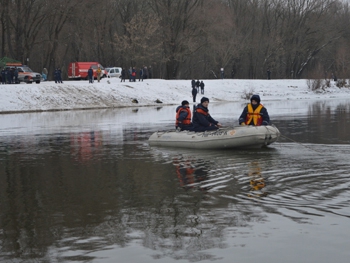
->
<box><xmin>245</xmin><ymin>103</ymin><xmax>263</xmax><ymax>126</ymax></box>
<box><xmin>176</xmin><ymin>107</ymin><xmax>192</xmax><ymax>126</ymax></box>
<box><xmin>196</xmin><ymin>108</ymin><xmax>209</xmax><ymax>116</ymax></box>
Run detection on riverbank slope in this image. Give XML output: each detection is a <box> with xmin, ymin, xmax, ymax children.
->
<box><xmin>1</xmin><ymin>78</ymin><xmax>349</xmax><ymax>113</ymax></box>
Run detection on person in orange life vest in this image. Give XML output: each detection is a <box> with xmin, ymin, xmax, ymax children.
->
<box><xmin>239</xmin><ymin>94</ymin><xmax>270</xmax><ymax>126</ymax></box>
<box><xmin>175</xmin><ymin>100</ymin><xmax>195</xmax><ymax>131</ymax></box>
<box><xmin>192</xmin><ymin>97</ymin><xmax>222</xmax><ymax>132</ymax></box>
<box><xmin>173</xmin><ymin>158</ymin><xmax>195</xmax><ymax>188</ymax></box>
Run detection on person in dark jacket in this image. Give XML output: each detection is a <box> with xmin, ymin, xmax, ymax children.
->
<box><xmin>195</xmin><ymin>80</ymin><xmax>200</xmax><ymax>92</ymax></box>
<box><xmin>121</xmin><ymin>68</ymin><xmax>126</xmax><ymax>82</ymax></box>
<box><xmin>192</xmin><ymin>86</ymin><xmax>198</xmax><ymax>103</ymax></box>
<box><xmin>131</xmin><ymin>67</ymin><xmax>136</xmax><ymax>82</ymax></box>
<box><xmin>220</xmin><ymin>68</ymin><xmax>224</xmax><ymax>79</ymax></box>
<box><xmin>200</xmin><ymin>81</ymin><xmax>205</xmax><ymax>94</ymax></box>
<box><xmin>139</xmin><ymin>67</ymin><xmax>143</xmax><ymax>81</ymax></box>
<box><xmin>88</xmin><ymin>67</ymin><xmax>94</xmax><ymax>83</ymax></box>
<box><xmin>192</xmin><ymin>97</ymin><xmax>222</xmax><ymax>132</ymax></box>
<box><xmin>1</xmin><ymin>67</ymin><xmax>6</xmax><ymax>84</ymax></box>
<box><xmin>57</xmin><ymin>68</ymin><xmax>63</xmax><ymax>83</ymax></box>
<box><xmin>239</xmin><ymin>94</ymin><xmax>270</xmax><ymax>126</ymax></box>
<box><xmin>143</xmin><ymin>66</ymin><xmax>148</xmax><ymax>79</ymax></box>
<box><xmin>54</xmin><ymin>68</ymin><xmax>58</xmax><ymax>83</ymax></box>
<box><xmin>14</xmin><ymin>67</ymin><xmax>19</xmax><ymax>84</ymax></box>
<box><xmin>148</xmin><ymin>66</ymin><xmax>152</xmax><ymax>79</ymax></box>
<box><xmin>191</xmin><ymin>79</ymin><xmax>195</xmax><ymax>89</ymax></box>
<box><xmin>3</xmin><ymin>68</ymin><xmax>9</xmax><ymax>84</ymax></box>
<box><xmin>175</xmin><ymin>100</ymin><xmax>194</xmax><ymax>131</ymax></box>
<box><xmin>8</xmin><ymin>68</ymin><xmax>13</xmax><ymax>84</ymax></box>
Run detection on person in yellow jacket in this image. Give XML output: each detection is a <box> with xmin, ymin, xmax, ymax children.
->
<box><xmin>239</xmin><ymin>94</ymin><xmax>270</xmax><ymax>126</ymax></box>
<box><xmin>96</xmin><ymin>66</ymin><xmax>102</xmax><ymax>82</ymax></box>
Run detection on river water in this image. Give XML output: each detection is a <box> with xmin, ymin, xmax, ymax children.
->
<box><xmin>0</xmin><ymin>99</ymin><xmax>350</xmax><ymax>263</ymax></box>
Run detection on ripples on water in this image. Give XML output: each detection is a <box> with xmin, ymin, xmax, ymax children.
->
<box><xmin>1</xmin><ymin>103</ymin><xmax>350</xmax><ymax>263</ymax></box>
<box><xmin>148</xmin><ymin>142</ymin><xmax>350</xmax><ymax>219</ymax></box>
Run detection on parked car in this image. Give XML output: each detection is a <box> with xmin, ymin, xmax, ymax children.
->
<box><xmin>105</xmin><ymin>67</ymin><xmax>122</xmax><ymax>78</ymax></box>
<box><xmin>6</xmin><ymin>63</ymin><xmax>41</xmax><ymax>84</ymax></box>
<box><xmin>68</xmin><ymin>62</ymin><xmax>107</xmax><ymax>80</ymax></box>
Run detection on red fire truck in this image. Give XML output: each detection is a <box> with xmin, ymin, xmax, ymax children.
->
<box><xmin>68</xmin><ymin>62</ymin><xmax>107</xmax><ymax>80</ymax></box>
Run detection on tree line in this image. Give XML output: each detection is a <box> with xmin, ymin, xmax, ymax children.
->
<box><xmin>0</xmin><ymin>0</ymin><xmax>349</xmax><ymax>80</ymax></box>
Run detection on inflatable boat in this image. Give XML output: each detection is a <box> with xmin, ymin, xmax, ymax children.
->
<box><xmin>148</xmin><ymin>125</ymin><xmax>280</xmax><ymax>149</ymax></box>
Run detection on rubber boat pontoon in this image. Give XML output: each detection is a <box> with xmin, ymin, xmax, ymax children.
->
<box><xmin>148</xmin><ymin>125</ymin><xmax>280</xmax><ymax>149</ymax></box>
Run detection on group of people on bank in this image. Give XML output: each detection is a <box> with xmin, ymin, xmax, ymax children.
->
<box><xmin>175</xmin><ymin>94</ymin><xmax>270</xmax><ymax>132</ymax></box>
<box><xmin>0</xmin><ymin>66</ymin><xmax>19</xmax><ymax>84</ymax></box>
<box><xmin>191</xmin><ymin>80</ymin><xmax>205</xmax><ymax>102</ymax></box>
<box><xmin>54</xmin><ymin>68</ymin><xmax>63</xmax><ymax>83</ymax></box>
<box><xmin>119</xmin><ymin>66</ymin><xmax>152</xmax><ymax>82</ymax></box>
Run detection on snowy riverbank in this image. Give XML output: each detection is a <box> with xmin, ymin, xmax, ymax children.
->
<box><xmin>1</xmin><ymin>78</ymin><xmax>350</xmax><ymax>113</ymax></box>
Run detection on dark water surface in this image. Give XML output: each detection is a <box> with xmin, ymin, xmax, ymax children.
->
<box><xmin>1</xmin><ymin>100</ymin><xmax>350</xmax><ymax>263</ymax></box>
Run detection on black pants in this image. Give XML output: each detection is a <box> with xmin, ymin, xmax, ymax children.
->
<box><xmin>192</xmin><ymin>93</ymin><xmax>197</xmax><ymax>102</ymax></box>
<box><xmin>177</xmin><ymin>124</ymin><xmax>195</xmax><ymax>131</ymax></box>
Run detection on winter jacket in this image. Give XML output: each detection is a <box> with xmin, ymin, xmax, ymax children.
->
<box><xmin>239</xmin><ymin>103</ymin><xmax>270</xmax><ymax>125</ymax></box>
<box><xmin>176</xmin><ymin>106</ymin><xmax>192</xmax><ymax>127</ymax></box>
<box><xmin>192</xmin><ymin>104</ymin><xmax>219</xmax><ymax>129</ymax></box>
<box><xmin>192</xmin><ymin>87</ymin><xmax>197</xmax><ymax>96</ymax></box>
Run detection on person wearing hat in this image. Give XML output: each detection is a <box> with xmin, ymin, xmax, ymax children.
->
<box><xmin>175</xmin><ymin>100</ymin><xmax>194</xmax><ymax>131</ymax></box>
<box><xmin>239</xmin><ymin>94</ymin><xmax>270</xmax><ymax>126</ymax></box>
<box><xmin>192</xmin><ymin>85</ymin><xmax>198</xmax><ymax>103</ymax></box>
<box><xmin>192</xmin><ymin>97</ymin><xmax>222</xmax><ymax>132</ymax></box>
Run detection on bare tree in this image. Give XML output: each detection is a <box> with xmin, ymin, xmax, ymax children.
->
<box><xmin>1</xmin><ymin>0</ymin><xmax>350</xmax><ymax>80</ymax></box>
<box><xmin>148</xmin><ymin>0</ymin><xmax>205</xmax><ymax>79</ymax></box>
<box><xmin>3</xmin><ymin>0</ymin><xmax>48</xmax><ymax>64</ymax></box>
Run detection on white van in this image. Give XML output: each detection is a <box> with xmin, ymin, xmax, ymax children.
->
<box><xmin>105</xmin><ymin>67</ymin><xmax>122</xmax><ymax>78</ymax></box>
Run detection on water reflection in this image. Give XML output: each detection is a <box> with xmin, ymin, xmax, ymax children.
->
<box><xmin>247</xmin><ymin>161</ymin><xmax>268</xmax><ymax>198</ymax></box>
<box><xmin>173</xmin><ymin>156</ymin><xmax>212</xmax><ymax>192</ymax></box>
<box><xmin>70</xmin><ymin>131</ymin><xmax>103</xmax><ymax>163</ymax></box>
<box><xmin>275</xmin><ymin>101</ymin><xmax>350</xmax><ymax>144</ymax></box>
<box><xmin>1</xmin><ymin>100</ymin><xmax>350</xmax><ymax>263</ymax></box>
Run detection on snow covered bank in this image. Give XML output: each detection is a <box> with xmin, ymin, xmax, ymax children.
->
<box><xmin>1</xmin><ymin>78</ymin><xmax>350</xmax><ymax>113</ymax></box>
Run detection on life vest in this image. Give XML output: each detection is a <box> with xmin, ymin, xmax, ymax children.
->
<box><xmin>176</xmin><ymin>165</ymin><xmax>195</xmax><ymax>187</ymax></box>
<box><xmin>173</xmin><ymin>158</ymin><xmax>195</xmax><ymax>187</ymax></box>
<box><xmin>245</xmin><ymin>103</ymin><xmax>264</xmax><ymax>126</ymax></box>
<box><xmin>176</xmin><ymin>107</ymin><xmax>192</xmax><ymax>126</ymax></box>
<box><xmin>195</xmin><ymin>108</ymin><xmax>209</xmax><ymax>116</ymax></box>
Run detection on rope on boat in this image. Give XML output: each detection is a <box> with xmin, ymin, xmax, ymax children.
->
<box><xmin>278</xmin><ymin>133</ymin><xmax>323</xmax><ymax>153</ymax></box>
<box><xmin>263</xmin><ymin>124</ymin><xmax>323</xmax><ymax>153</ymax></box>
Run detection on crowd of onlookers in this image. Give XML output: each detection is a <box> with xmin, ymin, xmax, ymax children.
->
<box><xmin>119</xmin><ymin>66</ymin><xmax>153</xmax><ymax>82</ymax></box>
<box><xmin>0</xmin><ymin>66</ymin><xmax>19</xmax><ymax>84</ymax></box>
<box><xmin>53</xmin><ymin>68</ymin><xmax>63</xmax><ymax>83</ymax></box>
